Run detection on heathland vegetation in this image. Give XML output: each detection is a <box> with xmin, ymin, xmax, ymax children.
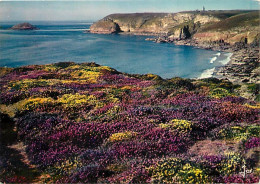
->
<box><xmin>0</xmin><ymin>62</ymin><xmax>259</xmax><ymax>183</ymax></box>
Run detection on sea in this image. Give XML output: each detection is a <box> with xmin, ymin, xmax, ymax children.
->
<box><xmin>0</xmin><ymin>21</ymin><xmax>232</xmax><ymax>79</ymax></box>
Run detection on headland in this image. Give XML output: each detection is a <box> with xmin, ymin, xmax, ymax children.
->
<box><xmin>90</xmin><ymin>10</ymin><xmax>260</xmax><ymax>84</ymax></box>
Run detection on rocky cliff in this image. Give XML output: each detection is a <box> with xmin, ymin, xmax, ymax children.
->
<box><xmin>193</xmin><ymin>11</ymin><xmax>260</xmax><ymax>45</ymax></box>
<box><xmin>90</xmin><ymin>10</ymin><xmax>259</xmax><ymax>44</ymax></box>
<box><xmin>90</xmin><ymin>12</ymin><xmax>221</xmax><ymax>35</ymax></box>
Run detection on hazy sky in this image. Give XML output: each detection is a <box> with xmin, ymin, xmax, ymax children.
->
<box><xmin>0</xmin><ymin>0</ymin><xmax>259</xmax><ymax>21</ymax></box>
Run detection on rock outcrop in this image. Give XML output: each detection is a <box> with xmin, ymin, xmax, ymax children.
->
<box><xmin>10</xmin><ymin>23</ymin><xmax>38</xmax><ymax>30</ymax></box>
<box><xmin>89</xmin><ymin>19</ymin><xmax>121</xmax><ymax>34</ymax></box>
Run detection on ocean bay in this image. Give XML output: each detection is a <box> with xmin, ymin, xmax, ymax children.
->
<box><xmin>0</xmin><ymin>22</ymin><xmax>230</xmax><ymax>79</ymax></box>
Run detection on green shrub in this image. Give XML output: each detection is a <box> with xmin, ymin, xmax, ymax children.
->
<box><xmin>210</xmin><ymin>88</ymin><xmax>231</xmax><ymax>98</ymax></box>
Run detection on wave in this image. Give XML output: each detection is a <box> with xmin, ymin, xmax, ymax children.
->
<box><xmin>77</xmin><ymin>23</ymin><xmax>93</xmax><ymax>25</ymax></box>
<box><xmin>37</xmin><ymin>29</ymin><xmax>89</xmax><ymax>32</ymax></box>
<box><xmin>210</xmin><ymin>56</ymin><xmax>217</xmax><ymax>63</ymax></box>
<box><xmin>218</xmin><ymin>53</ymin><xmax>233</xmax><ymax>65</ymax></box>
<box><xmin>215</xmin><ymin>52</ymin><xmax>221</xmax><ymax>56</ymax></box>
<box><xmin>198</xmin><ymin>67</ymin><xmax>215</xmax><ymax>79</ymax></box>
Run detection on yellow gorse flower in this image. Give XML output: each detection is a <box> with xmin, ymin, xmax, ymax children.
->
<box><xmin>159</xmin><ymin>119</ymin><xmax>193</xmax><ymax>133</ymax></box>
<box><xmin>0</xmin><ymin>97</ymin><xmax>53</xmax><ymax>117</ymax></box>
<box><xmin>245</xmin><ymin>103</ymin><xmax>260</xmax><ymax>109</ymax></box>
<box><xmin>57</xmin><ymin>93</ymin><xmax>100</xmax><ymax>108</ymax></box>
<box><xmin>108</xmin><ymin>131</ymin><xmax>137</xmax><ymax>142</ymax></box>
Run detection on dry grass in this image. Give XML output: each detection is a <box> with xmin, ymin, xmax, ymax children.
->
<box><xmin>188</xmin><ymin>139</ymin><xmax>240</xmax><ymax>156</ymax></box>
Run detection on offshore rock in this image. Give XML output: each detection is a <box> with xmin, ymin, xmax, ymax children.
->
<box><xmin>10</xmin><ymin>23</ymin><xmax>38</xmax><ymax>30</ymax></box>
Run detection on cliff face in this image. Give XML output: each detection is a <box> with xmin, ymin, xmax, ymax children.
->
<box><xmin>193</xmin><ymin>30</ymin><xmax>259</xmax><ymax>45</ymax></box>
<box><xmin>90</xmin><ymin>12</ymin><xmax>221</xmax><ymax>35</ymax></box>
<box><xmin>193</xmin><ymin>11</ymin><xmax>260</xmax><ymax>45</ymax></box>
<box><xmin>89</xmin><ymin>19</ymin><xmax>121</xmax><ymax>34</ymax></box>
<box><xmin>90</xmin><ymin>10</ymin><xmax>259</xmax><ymax>45</ymax></box>
<box><xmin>90</xmin><ymin>13</ymin><xmax>173</xmax><ymax>34</ymax></box>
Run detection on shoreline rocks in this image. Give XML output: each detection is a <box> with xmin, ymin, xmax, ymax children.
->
<box><xmin>143</xmin><ymin>35</ymin><xmax>259</xmax><ymax>85</ymax></box>
<box><xmin>214</xmin><ymin>48</ymin><xmax>259</xmax><ymax>84</ymax></box>
<box><xmin>173</xmin><ymin>39</ymin><xmax>259</xmax><ymax>84</ymax></box>
<box><xmin>10</xmin><ymin>23</ymin><xmax>38</xmax><ymax>30</ymax></box>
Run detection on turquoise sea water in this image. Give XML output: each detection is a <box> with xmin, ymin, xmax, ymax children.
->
<box><xmin>0</xmin><ymin>21</ymin><xmax>231</xmax><ymax>79</ymax></box>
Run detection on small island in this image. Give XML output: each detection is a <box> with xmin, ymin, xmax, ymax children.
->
<box><xmin>10</xmin><ymin>22</ymin><xmax>38</xmax><ymax>30</ymax></box>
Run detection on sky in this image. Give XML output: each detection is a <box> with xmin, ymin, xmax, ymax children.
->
<box><xmin>0</xmin><ymin>0</ymin><xmax>259</xmax><ymax>21</ymax></box>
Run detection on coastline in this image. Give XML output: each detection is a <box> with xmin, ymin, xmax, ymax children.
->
<box><xmin>91</xmin><ymin>31</ymin><xmax>238</xmax><ymax>81</ymax></box>
<box><xmin>179</xmin><ymin>42</ymin><xmax>259</xmax><ymax>84</ymax></box>
<box><xmin>146</xmin><ymin>37</ymin><xmax>259</xmax><ymax>84</ymax></box>
<box><xmin>89</xmin><ymin>10</ymin><xmax>259</xmax><ymax>84</ymax></box>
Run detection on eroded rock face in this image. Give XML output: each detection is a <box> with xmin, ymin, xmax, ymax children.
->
<box><xmin>90</xmin><ymin>19</ymin><xmax>121</xmax><ymax>34</ymax></box>
<box><xmin>90</xmin><ymin>12</ymin><xmax>222</xmax><ymax>35</ymax></box>
<box><xmin>10</xmin><ymin>23</ymin><xmax>38</xmax><ymax>30</ymax></box>
<box><xmin>194</xmin><ymin>14</ymin><xmax>220</xmax><ymax>24</ymax></box>
<box><xmin>193</xmin><ymin>29</ymin><xmax>259</xmax><ymax>45</ymax></box>
<box><xmin>193</xmin><ymin>11</ymin><xmax>260</xmax><ymax>45</ymax></box>
<box><xmin>90</xmin><ymin>10</ymin><xmax>259</xmax><ymax>45</ymax></box>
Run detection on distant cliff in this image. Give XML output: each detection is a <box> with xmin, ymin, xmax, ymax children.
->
<box><xmin>90</xmin><ymin>10</ymin><xmax>259</xmax><ymax>45</ymax></box>
<box><xmin>193</xmin><ymin>11</ymin><xmax>260</xmax><ymax>45</ymax></box>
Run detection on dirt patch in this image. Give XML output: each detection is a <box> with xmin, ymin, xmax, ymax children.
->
<box><xmin>188</xmin><ymin>139</ymin><xmax>239</xmax><ymax>156</ymax></box>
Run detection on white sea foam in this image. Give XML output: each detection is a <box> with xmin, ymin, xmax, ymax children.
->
<box><xmin>198</xmin><ymin>67</ymin><xmax>216</xmax><ymax>79</ymax></box>
<box><xmin>219</xmin><ymin>52</ymin><xmax>233</xmax><ymax>65</ymax></box>
<box><xmin>210</xmin><ymin>56</ymin><xmax>217</xmax><ymax>63</ymax></box>
<box><xmin>77</xmin><ymin>23</ymin><xmax>93</xmax><ymax>25</ymax></box>
<box><xmin>215</xmin><ymin>52</ymin><xmax>221</xmax><ymax>56</ymax></box>
<box><xmin>37</xmin><ymin>29</ymin><xmax>89</xmax><ymax>32</ymax></box>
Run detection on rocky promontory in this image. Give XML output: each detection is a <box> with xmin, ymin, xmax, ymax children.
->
<box><xmin>90</xmin><ymin>10</ymin><xmax>259</xmax><ymax>45</ymax></box>
<box><xmin>89</xmin><ymin>19</ymin><xmax>120</xmax><ymax>34</ymax></box>
<box><xmin>90</xmin><ymin>10</ymin><xmax>258</xmax><ymax>39</ymax></box>
<box><xmin>10</xmin><ymin>23</ymin><xmax>38</xmax><ymax>30</ymax></box>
